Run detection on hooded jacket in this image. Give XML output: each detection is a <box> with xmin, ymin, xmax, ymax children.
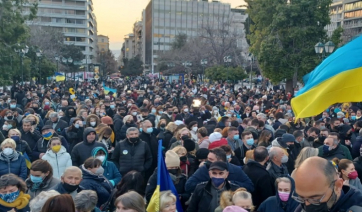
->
<box><xmin>91</xmin><ymin>147</ymin><xmax>122</xmax><ymax>186</ymax></box>
<box><xmin>42</xmin><ymin>146</ymin><xmax>72</xmax><ymax>179</ymax></box>
<box><xmin>0</xmin><ymin>152</ymin><xmax>27</xmax><ymax>180</ymax></box>
<box><xmin>32</xmin><ymin>132</ymin><xmax>69</xmax><ymax>161</ymax></box>
<box><xmin>258</xmin><ymin>176</ymin><xmax>299</xmax><ymax>212</ymax></box>
<box><xmin>71</xmin><ymin>127</ymin><xmax>107</xmax><ymax>166</ymax></box>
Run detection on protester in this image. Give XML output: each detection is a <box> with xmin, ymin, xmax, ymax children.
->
<box><xmin>74</xmin><ymin>190</ymin><xmax>101</xmax><ymax>212</ymax></box>
<box><xmin>332</xmin><ymin>158</ymin><xmax>362</xmax><ymax>192</ymax></box>
<box><xmin>0</xmin><ymin>138</ymin><xmax>27</xmax><ymax>180</ymax></box>
<box><xmin>54</xmin><ymin>166</ymin><xmax>83</xmax><ymax>198</ymax></box>
<box><xmin>29</xmin><ymin>190</ymin><xmax>60</xmax><ymax>212</ymax></box>
<box><xmin>114</xmin><ymin>190</ymin><xmax>145</xmax><ymax>212</ymax></box>
<box><xmin>40</xmin><ymin>193</ymin><xmax>76</xmax><ymax>212</ymax></box>
<box><xmin>0</xmin><ymin>174</ymin><xmax>30</xmax><ymax>212</ymax></box>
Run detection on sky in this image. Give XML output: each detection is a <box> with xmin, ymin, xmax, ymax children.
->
<box><xmin>93</xmin><ymin>0</ymin><xmax>246</xmax><ymax>55</ymax></box>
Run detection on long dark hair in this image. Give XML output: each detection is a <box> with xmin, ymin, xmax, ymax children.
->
<box><xmin>41</xmin><ymin>194</ymin><xmax>75</xmax><ymax>212</ymax></box>
<box><xmin>115</xmin><ymin>171</ymin><xmax>144</xmax><ymax>198</ymax></box>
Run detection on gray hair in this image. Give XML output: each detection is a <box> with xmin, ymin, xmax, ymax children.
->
<box><xmin>49</xmin><ymin>112</ymin><xmax>58</xmax><ymax>118</ymax></box>
<box><xmin>22</xmin><ymin>118</ymin><xmax>33</xmax><ymax>124</ymax></box>
<box><xmin>74</xmin><ymin>190</ymin><xmax>98</xmax><ymax>212</ymax></box>
<box><xmin>256</xmin><ymin>113</ymin><xmax>266</xmax><ymax>120</ymax></box>
<box><xmin>126</xmin><ymin>127</ymin><xmax>139</xmax><ymax>135</ymax></box>
<box><xmin>269</xmin><ymin>147</ymin><xmax>282</xmax><ymax>161</ymax></box>
<box><xmin>294</xmin><ymin>147</ymin><xmax>319</xmax><ymax>169</ymax></box>
<box><xmin>29</xmin><ymin>190</ymin><xmax>60</xmax><ymax>212</ymax></box>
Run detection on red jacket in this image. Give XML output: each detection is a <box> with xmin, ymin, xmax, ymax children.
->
<box><xmin>208</xmin><ymin>138</ymin><xmax>228</xmax><ymax>150</ymax></box>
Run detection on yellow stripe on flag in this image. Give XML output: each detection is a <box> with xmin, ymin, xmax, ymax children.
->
<box><xmin>147</xmin><ymin>185</ymin><xmax>160</xmax><ymax>212</ymax></box>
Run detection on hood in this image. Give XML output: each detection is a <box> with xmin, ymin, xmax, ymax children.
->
<box><xmin>91</xmin><ymin>147</ymin><xmax>108</xmax><ymax>166</ymax></box>
<box><xmin>271</xmin><ymin>138</ymin><xmax>283</xmax><ymax>148</ymax></box>
<box><xmin>65</xmin><ymin>106</ymin><xmax>76</xmax><ymax>117</ymax></box>
<box><xmin>275</xmin><ymin>175</ymin><xmax>296</xmax><ymax>206</ymax></box>
<box><xmin>45</xmin><ymin>146</ymin><xmax>67</xmax><ymax>157</ymax></box>
<box><xmin>83</xmin><ymin>127</ymin><xmax>96</xmax><ymax>143</ymax></box>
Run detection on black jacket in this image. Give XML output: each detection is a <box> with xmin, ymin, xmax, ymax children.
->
<box><xmin>119</xmin><ymin>122</ymin><xmax>137</xmax><ymax>140</ymax></box>
<box><xmin>266</xmin><ymin>161</ymin><xmax>289</xmax><ymax>184</ymax></box>
<box><xmin>187</xmin><ymin>180</ymin><xmax>240</xmax><ymax>212</ymax></box>
<box><xmin>45</xmin><ymin>119</ymin><xmax>69</xmax><ymax>134</ymax></box>
<box><xmin>111</xmin><ymin>137</ymin><xmax>153</xmax><ymax>176</ymax></box>
<box><xmin>20</xmin><ymin>129</ymin><xmax>42</xmax><ymax>150</ymax></box>
<box><xmin>243</xmin><ymin>160</ymin><xmax>275</xmax><ymax>209</ymax></box>
<box><xmin>285</xmin><ymin>142</ymin><xmax>301</xmax><ymax>174</ymax></box>
<box><xmin>113</xmin><ymin>114</ymin><xmax>124</xmax><ymax>142</ymax></box>
<box><xmin>354</xmin><ymin>156</ymin><xmax>362</xmax><ymax>179</ymax></box>
<box><xmin>156</xmin><ymin>130</ymin><xmax>173</xmax><ymax>151</ymax></box>
<box><xmin>71</xmin><ymin>127</ymin><xmax>107</xmax><ymax>166</ymax></box>
<box><xmin>321</xmin><ymin>143</ymin><xmax>347</xmax><ymax>160</ymax></box>
<box><xmin>32</xmin><ymin>132</ymin><xmax>69</xmax><ymax>161</ymax></box>
<box><xmin>61</xmin><ymin>126</ymin><xmax>84</xmax><ymax>152</ymax></box>
<box><xmin>204</xmin><ymin>120</ymin><xmax>217</xmax><ymax>136</ymax></box>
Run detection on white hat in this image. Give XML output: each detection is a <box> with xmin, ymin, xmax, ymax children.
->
<box><xmin>209</xmin><ymin>132</ymin><xmax>222</xmax><ymax>143</ymax></box>
<box><xmin>174</xmin><ymin>120</ymin><xmax>184</xmax><ymax>126</ymax></box>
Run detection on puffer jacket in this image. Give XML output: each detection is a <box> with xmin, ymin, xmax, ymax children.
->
<box><xmin>61</xmin><ymin>126</ymin><xmax>84</xmax><ymax>152</ymax></box>
<box><xmin>91</xmin><ymin>147</ymin><xmax>122</xmax><ymax>187</ymax></box>
<box><xmin>0</xmin><ymin>152</ymin><xmax>27</xmax><ymax>180</ymax></box>
<box><xmin>14</xmin><ymin>139</ymin><xmax>32</xmax><ymax>156</ymax></box>
<box><xmin>42</xmin><ymin>146</ymin><xmax>72</xmax><ymax>179</ymax></box>
<box><xmin>111</xmin><ymin>138</ymin><xmax>153</xmax><ymax>176</ymax></box>
<box><xmin>80</xmin><ymin>165</ymin><xmax>113</xmax><ymax>207</ymax></box>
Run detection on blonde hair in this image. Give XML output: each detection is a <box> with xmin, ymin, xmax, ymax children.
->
<box><xmin>1</xmin><ymin>138</ymin><xmax>16</xmax><ymax>149</ymax></box>
<box><xmin>27</xmin><ymin>114</ymin><xmax>39</xmax><ymax>124</ymax></box>
<box><xmin>244</xmin><ymin>150</ymin><xmax>254</xmax><ymax>164</ymax></box>
<box><xmin>8</xmin><ymin>129</ymin><xmax>21</xmax><ymax>137</ymax></box>
<box><xmin>275</xmin><ymin>177</ymin><xmax>291</xmax><ymax>188</ymax></box>
<box><xmin>294</xmin><ymin>147</ymin><xmax>319</xmax><ymax>169</ymax></box>
<box><xmin>172</xmin><ymin>146</ymin><xmax>187</xmax><ymax>156</ymax></box>
<box><xmin>175</xmin><ymin>127</ymin><xmax>191</xmax><ymax>140</ymax></box>
<box><xmin>160</xmin><ymin>190</ymin><xmax>176</xmax><ymax>211</ymax></box>
<box><xmin>165</xmin><ymin>122</ymin><xmax>177</xmax><ymax>133</ymax></box>
<box><xmin>219</xmin><ymin>188</ymin><xmax>254</xmax><ymax>211</ymax></box>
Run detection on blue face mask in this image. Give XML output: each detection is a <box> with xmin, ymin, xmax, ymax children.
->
<box><xmin>351</xmin><ymin>116</ymin><xmax>356</xmax><ymax>120</ymax></box>
<box><xmin>139</xmin><ymin>128</ymin><xmax>143</xmax><ymax>132</ymax></box>
<box><xmin>287</xmin><ymin>110</ymin><xmax>292</xmax><ymax>113</ymax></box>
<box><xmin>10</xmin><ymin>104</ymin><xmax>16</xmax><ymax>109</ymax></box>
<box><xmin>30</xmin><ymin>175</ymin><xmax>44</xmax><ymax>184</ymax></box>
<box><xmin>151</xmin><ymin>109</ymin><xmax>156</xmax><ymax>114</ymax></box>
<box><xmin>45</xmin><ymin>102</ymin><xmax>50</xmax><ymax>105</ymax></box>
<box><xmin>0</xmin><ymin>190</ymin><xmax>20</xmax><ymax>203</ymax></box>
<box><xmin>211</xmin><ymin>177</ymin><xmax>225</xmax><ymax>187</ymax></box>
<box><xmin>323</xmin><ymin>144</ymin><xmax>332</xmax><ymax>154</ymax></box>
<box><xmin>74</xmin><ymin>124</ymin><xmax>80</xmax><ymax>129</ymax></box>
<box><xmin>146</xmin><ymin>127</ymin><xmax>153</xmax><ymax>134</ymax></box>
<box><xmin>226</xmin><ymin>155</ymin><xmax>232</xmax><ymax>160</ymax></box>
<box><xmin>233</xmin><ymin>135</ymin><xmax>239</xmax><ymax>140</ymax></box>
<box><xmin>337</xmin><ymin>116</ymin><xmax>342</xmax><ymax>119</ymax></box>
<box><xmin>110</xmin><ymin>105</ymin><xmax>115</xmax><ymax>109</ymax></box>
<box><xmin>246</xmin><ymin>138</ymin><xmax>254</xmax><ymax>146</ymax></box>
<box><xmin>10</xmin><ymin>136</ymin><xmax>19</xmax><ymax>142</ymax></box>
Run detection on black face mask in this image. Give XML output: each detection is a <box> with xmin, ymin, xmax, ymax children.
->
<box><xmin>180</xmin><ymin>156</ymin><xmax>187</xmax><ymax>162</ymax></box>
<box><xmin>129</xmin><ymin>137</ymin><xmax>139</xmax><ymax>143</ymax></box>
<box><xmin>62</xmin><ymin>182</ymin><xmax>79</xmax><ymax>193</ymax></box>
<box><xmin>302</xmin><ymin>186</ymin><xmax>337</xmax><ymax>212</ymax></box>
<box><xmin>7</xmin><ymin>116</ymin><xmax>13</xmax><ymax>120</ymax></box>
<box><xmin>120</xmin><ymin>112</ymin><xmax>127</xmax><ymax>117</ymax></box>
<box><xmin>160</xmin><ymin>124</ymin><xmax>166</xmax><ymax>128</ymax></box>
<box><xmin>181</xmin><ymin>135</ymin><xmax>190</xmax><ymax>141</ymax></box>
<box><xmin>308</xmin><ymin>136</ymin><xmax>315</xmax><ymax>142</ymax></box>
<box><xmin>167</xmin><ymin>111</ymin><xmax>173</xmax><ymax>115</ymax></box>
<box><xmin>288</xmin><ymin>144</ymin><xmax>295</xmax><ymax>151</ymax></box>
<box><xmin>168</xmin><ymin>169</ymin><xmax>178</xmax><ymax>175</ymax></box>
<box><xmin>319</xmin><ymin>136</ymin><xmax>326</xmax><ymax>143</ymax></box>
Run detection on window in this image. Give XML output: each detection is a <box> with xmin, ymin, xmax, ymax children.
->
<box><xmin>76</xmin><ymin>10</ymin><xmax>85</xmax><ymax>15</ymax></box>
<box><xmin>41</xmin><ymin>17</ymin><xmax>51</xmax><ymax>22</ymax></box>
<box><xmin>65</xmin><ymin>37</ymin><xmax>75</xmax><ymax>41</ymax></box>
<box><xmin>102</xmin><ymin>39</ymin><xmax>104</xmax><ymax>42</ymax></box>
<box><xmin>66</xmin><ymin>19</ymin><xmax>76</xmax><ymax>24</ymax></box>
<box><xmin>76</xmin><ymin>37</ymin><xmax>86</xmax><ymax>42</ymax></box>
<box><xmin>76</xmin><ymin>19</ymin><xmax>84</xmax><ymax>24</ymax></box>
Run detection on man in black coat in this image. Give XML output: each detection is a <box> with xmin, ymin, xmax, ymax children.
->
<box><xmin>243</xmin><ymin>146</ymin><xmax>275</xmax><ymax>210</ymax></box>
<box><xmin>20</xmin><ymin>118</ymin><xmax>42</xmax><ymax>150</ymax></box>
<box><xmin>45</xmin><ymin>112</ymin><xmax>69</xmax><ymax>134</ymax></box>
<box><xmin>113</xmin><ymin>107</ymin><xmax>126</xmax><ymax>142</ymax></box>
<box><xmin>139</xmin><ymin>120</ymin><xmax>158</xmax><ymax>181</ymax></box>
<box><xmin>204</xmin><ymin>118</ymin><xmax>217</xmax><ymax>136</ymax></box>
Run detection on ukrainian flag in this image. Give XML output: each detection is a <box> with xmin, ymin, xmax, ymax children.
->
<box><xmin>291</xmin><ymin>36</ymin><xmax>362</xmax><ymax>119</ymax></box>
<box><xmin>55</xmin><ymin>72</ymin><xmax>65</xmax><ymax>82</ymax></box>
<box><xmin>20</xmin><ymin>152</ymin><xmax>31</xmax><ymax>169</ymax></box>
<box><xmin>102</xmin><ymin>83</ymin><xmax>117</xmax><ymax>97</ymax></box>
<box><xmin>147</xmin><ymin>140</ymin><xmax>183</xmax><ymax>212</ymax></box>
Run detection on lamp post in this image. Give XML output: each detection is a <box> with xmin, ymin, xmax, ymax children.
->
<box><xmin>62</xmin><ymin>57</ymin><xmax>73</xmax><ymax>81</ymax></box>
<box><xmin>182</xmin><ymin>61</ymin><xmax>192</xmax><ymax>83</ymax></box>
<box><xmin>14</xmin><ymin>45</ymin><xmax>29</xmax><ymax>85</ymax></box>
<box><xmin>36</xmin><ymin>50</ymin><xmax>42</xmax><ymax>84</ymax></box>
<box><xmin>315</xmin><ymin>41</ymin><xmax>335</xmax><ymax>60</ymax></box>
<box><xmin>223</xmin><ymin>56</ymin><xmax>232</xmax><ymax>82</ymax></box>
<box><xmin>248</xmin><ymin>54</ymin><xmax>254</xmax><ymax>89</ymax></box>
<box><xmin>200</xmin><ymin>59</ymin><xmax>208</xmax><ymax>83</ymax></box>
<box><xmin>55</xmin><ymin>54</ymin><xmax>60</xmax><ymax>73</ymax></box>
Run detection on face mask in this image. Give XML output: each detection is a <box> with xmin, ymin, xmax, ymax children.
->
<box><xmin>192</xmin><ymin>127</ymin><xmax>198</xmax><ymax>132</ymax></box>
<box><xmin>151</xmin><ymin>109</ymin><xmax>156</xmax><ymax>114</ymax></box>
<box><xmin>233</xmin><ymin>135</ymin><xmax>239</xmax><ymax>140</ymax></box>
<box><xmin>110</xmin><ymin>105</ymin><xmax>115</xmax><ymax>109</ymax></box>
<box><xmin>226</xmin><ymin>155</ymin><xmax>232</xmax><ymax>160</ymax></box>
<box><xmin>281</xmin><ymin>155</ymin><xmax>289</xmax><ymax>163</ymax></box>
<box><xmin>246</xmin><ymin>138</ymin><xmax>254</xmax><ymax>146</ymax></box>
<box><xmin>51</xmin><ymin>145</ymin><xmax>61</xmax><ymax>153</ymax></box>
<box><xmin>11</xmin><ymin>136</ymin><xmax>20</xmax><ymax>142</ymax></box>
<box><xmin>7</xmin><ymin>116</ymin><xmax>13</xmax><ymax>120</ymax></box>
<box><xmin>129</xmin><ymin>137</ymin><xmax>139</xmax><ymax>143</ymax></box>
<box><xmin>288</xmin><ymin>144</ymin><xmax>295</xmax><ymax>150</ymax></box>
<box><xmin>145</xmin><ymin>127</ymin><xmax>153</xmax><ymax>134</ymax></box>
<box><xmin>158</xmin><ymin>111</ymin><xmax>164</xmax><ymax>115</ymax></box>
<box><xmin>302</xmin><ymin>187</ymin><xmax>337</xmax><ymax>212</ymax></box>
<box><xmin>181</xmin><ymin>135</ymin><xmax>190</xmax><ymax>141</ymax></box>
<box><xmin>0</xmin><ymin>190</ymin><xmax>20</xmax><ymax>203</ymax></box>
<box><xmin>214</xmin><ymin>110</ymin><xmax>218</xmax><ymax>114</ymax></box>
<box><xmin>211</xmin><ymin>177</ymin><xmax>225</xmax><ymax>188</ymax></box>
<box><xmin>180</xmin><ymin>156</ymin><xmax>187</xmax><ymax>162</ymax></box>
<box><xmin>168</xmin><ymin>111</ymin><xmax>173</xmax><ymax>115</ymax></box>
<box><xmin>184</xmin><ymin>109</ymin><xmax>189</xmax><ymax>113</ymax></box>
<box><xmin>90</xmin><ymin>121</ymin><xmax>96</xmax><ymax>127</ymax></box>
<box><xmin>95</xmin><ymin>166</ymin><xmax>104</xmax><ymax>175</ymax></box>
<box><xmin>278</xmin><ymin>191</ymin><xmax>290</xmax><ymax>202</ymax></box>
<box><xmin>226</xmin><ymin>114</ymin><xmax>232</xmax><ymax>117</ymax></box>
<box><xmin>58</xmin><ymin>116</ymin><xmax>62</xmax><ymax>119</ymax></box>
<box><xmin>160</xmin><ymin>124</ymin><xmax>166</xmax><ymax>128</ymax></box>
<box><xmin>74</xmin><ymin>123</ymin><xmax>80</xmax><ymax>129</ymax></box>
<box><xmin>3</xmin><ymin>147</ymin><xmax>13</xmax><ymax>156</ymax></box>
<box><xmin>62</xmin><ymin>182</ymin><xmax>79</xmax><ymax>193</ymax></box>
<box><xmin>97</xmin><ymin>155</ymin><xmax>106</xmax><ymax>162</ymax></box>
<box><xmin>2</xmin><ymin>125</ymin><xmax>8</xmax><ymax>131</ymax></box>
<box><xmin>10</xmin><ymin>104</ymin><xmax>16</xmax><ymax>109</ymax></box>
<box><xmin>43</xmin><ymin>132</ymin><xmax>53</xmax><ymax>140</ymax></box>
<box><xmin>30</xmin><ymin>175</ymin><xmax>44</xmax><ymax>184</ymax></box>
<box><xmin>323</xmin><ymin>144</ymin><xmax>332</xmax><ymax>154</ymax></box>
<box><xmin>168</xmin><ymin>169</ymin><xmax>178</xmax><ymax>175</ymax></box>
<box><xmin>132</xmin><ymin>112</ymin><xmax>137</xmax><ymax>116</ymax></box>
<box><xmin>45</xmin><ymin>102</ymin><xmax>50</xmax><ymax>105</ymax></box>
<box><xmin>348</xmin><ymin>170</ymin><xmax>358</xmax><ymax>180</ymax></box>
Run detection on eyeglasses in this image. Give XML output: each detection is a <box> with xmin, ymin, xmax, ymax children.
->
<box><xmin>291</xmin><ymin>180</ymin><xmax>336</xmax><ymax>205</ymax></box>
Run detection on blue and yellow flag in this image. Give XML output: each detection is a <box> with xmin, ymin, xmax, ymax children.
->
<box><xmin>291</xmin><ymin>36</ymin><xmax>362</xmax><ymax>119</ymax></box>
<box><xmin>147</xmin><ymin>140</ymin><xmax>183</xmax><ymax>212</ymax></box>
<box><xmin>102</xmin><ymin>83</ymin><xmax>117</xmax><ymax>97</ymax></box>
<box><xmin>20</xmin><ymin>152</ymin><xmax>31</xmax><ymax>169</ymax></box>
<box><xmin>55</xmin><ymin>72</ymin><xmax>65</xmax><ymax>82</ymax></box>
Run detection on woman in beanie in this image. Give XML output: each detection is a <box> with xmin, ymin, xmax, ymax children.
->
<box><xmin>145</xmin><ymin>150</ymin><xmax>190</xmax><ymax>210</ymax></box>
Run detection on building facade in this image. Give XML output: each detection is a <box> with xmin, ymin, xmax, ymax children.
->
<box><xmin>144</xmin><ymin>0</ymin><xmax>248</xmax><ymax>73</ymax></box>
<box><xmin>97</xmin><ymin>35</ymin><xmax>109</xmax><ymax>52</ymax></box>
<box><xmin>27</xmin><ymin>0</ymin><xmax>97</xmax><ymax>67</ymax></box>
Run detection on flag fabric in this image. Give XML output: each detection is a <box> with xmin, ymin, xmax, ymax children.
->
<box><xmin>20</xmin><ymin>152</ymin><xmax>31</xmax><ymax>169</ymax></box>
<box><xmin>55</xmin><ymin>72</ymin><xmax>65</xmax><ymax>82</ymax></box>
<box><xmin>102</xmin><ymin>83</ymin><xmax>117</xmax><ymax>97</ymax></box>
<box><xmin>146</xmin><ymin>140</ymin><xmax>183</xmax><ymax>212</ymax></box>
<box><xmin>291</xmin><ymin>35</ymin><xmax>362</xmax><ymax>119</ymax></box>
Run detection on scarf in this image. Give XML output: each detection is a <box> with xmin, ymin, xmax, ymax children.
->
<box><xmin>0</xmin><ymin>151</ymin><xmax>19</xmax><ymax>162</ymax></box>
<box><xmin>0</xmin><ymin>192</ymin><xmax>30</xmax><ymax>210</ymax></box>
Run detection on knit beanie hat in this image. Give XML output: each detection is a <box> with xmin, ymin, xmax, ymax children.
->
<box><xmin>196</xmin><ymin>148</ymin><xmax>209</xmax><ymax>160</ymax></box>
<box><xmin>183</xmin><ymin>138</ymin><xmax>196</xmax><ymax>152</ymax></box>
<box><xmin>101</xmin><ymin>116</ymin><xmax>113</xmax><ymax>125</ymax></box>
<box><xmin>165</xmin><ymin>150</ymin><xmax>180</xmax><ymax>168</ymax></box>
<box><xmin>209</xmin><ymin>132</ymin><xmax>222</xmax><ymax>143</ymax></box>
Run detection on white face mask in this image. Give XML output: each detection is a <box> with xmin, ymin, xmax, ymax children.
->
<box><xmin>90</xmin><ymin>121</ymin><xmax>96</xmax><ymax>127</ymax></box>
<box><xmin>97</xmin><ymin>155</ymin><xmax>105</xmax><ymax>162</ymax></box>
<box><xmin>3</xmin><ymin>147</ymin><xmax>13</xmax><ymax>156</ymax></box>
<box><xmin>95</xmin><ymin>166</ymin><xmax>104</xmax><ymax>175</ymax></box>
<box><xmin>132</xmin><ymin>112</ymin><xmax>137</xmax><ymax>116</ymax></box>
<box><xmin>192</xmin><ymin>126</ymin><xmax>198</xmax><ymax>132</ymax></box>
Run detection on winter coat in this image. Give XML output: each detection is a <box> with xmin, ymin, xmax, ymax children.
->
<box><xmin>32</xmin><ymin>132</ymin><xmax>69</xmax><ymax>160</ymax></box>
<box><xmin>258</xmin><ymin>176</ymin><xmax>299</xmax><ymax>212</ymax></box>
<box><xmin>71</xmin><ymin>127</ymin><xmax>107</xmax><ymax>167</ymax></box>
<box><xmin>185</xmin><ymin>162</ymin><xmax>254</xmax><ymax>193</ymax></box>
<box><xmin>113</xmin><ymin>114</ymin><xmax>124</xmax><ymax>142</ymax></box>
<box><xmin>352</xmin><ymin>136</ymin><xmax>362</xmax><ymax>159</ymax></box>
<box><xmin>0</xmin><ymin>152</ymin><xmax>27</xmax><ymax>180</ymax></box>
<box><xmin>139</xmin><ymin>132</ymin><xmax>159</xmax><ymax>176</ymax></box>
<box><xmin>111</xmin><ymin>137</ymin><xmax>153</xmax><ymax>176</ymax></box>
<box><xmin>20</xmin><ymin>129</ymin><xmax>42</xmax><ymax>150</ymax></box>
<box><xmin>204</xmin><ymin>120</ymin><xmax>217</xmax><ymax>135</ymax></box>
<box><xmin>61</xmin><ymin>126</ymin><xmax>84</xmax><ymax>152</ymax></box>
<box><xmin>354</xmin><ymin>156</ymin><xmax>362</xmax><ymax>179</ymax></box>
<box><xmin>80</xmin><ymin>166</ymin><xmax>113</xmax><ymax>207</ymax></box>
<box><xmin>45</xmin><ymin>119</ymin><xmax>69</xmax><ymax>134</ymax></box>
<box><xmin>26</xmin><ymin>177</ymin><xmax>60</xmax><ymax>199</ymax></box>
<box><xmin>266</xmin><ymin>160</ymin><xmax>289</xmax><ymax>184</ymax></box>
<box><xmin>12</xmin><ymin>139</ymin><xmax>32</xmax><ymax>156</ymax></box>
<box><xmin>91</xmin><ymin>147</ymin><xmax>122</xmax><ymax>187</ymax></box>
<box><xmin>119</xmin><ymin>122</ymin><xmax>137</xmax><ymax>140</ymax></box>
<box><xmin>42</xmin><ymin>146</ymin><xmax>72</xmax><ymax>179</ymax></box>
<box><xmin>318</xmin><ymin>143</ymin><xmax>351</xmax><ymax>160</ymax></box>
<box><xmin>187</xmin><ymin>180</ymin><xmax>240</xmax><ymax>212</ymax></box>
<box><xmin>243</xmin><ymin>160</ymin><xmax>275</xmax><ymax>209</ymax></box>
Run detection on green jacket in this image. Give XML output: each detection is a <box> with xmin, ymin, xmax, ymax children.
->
<box><xmin>318</xmin><ymin>144</ymin><xmax>352</xmax><ymax>160</ymax></box>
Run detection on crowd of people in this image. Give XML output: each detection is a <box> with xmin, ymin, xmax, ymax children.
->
<box><xmin>0</xmin><ymin>77</ymin><xmax>361</xmax><ymax>212</ymax></box>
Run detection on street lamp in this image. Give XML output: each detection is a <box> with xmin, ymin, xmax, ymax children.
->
<box><xmin>36</xmin><ymin>50</ymin><xmax>42</xmax><ymax>84</ymax></box>
<box><xmin>200</xmin><ymin>59</ymin><xmax>208</xmax><ymax>83</ymax></box>
<box><xmin>55</xmin><ymin>54</ymin><xmax>60</xmax><ymax>73</ymax></box>
<box><xmin>14</xmin><ymin>45</ymin><xmax>29</xmax><ymax>85</ymax></box>
<box><xmin>248</xmin><ymin>54</ymin><xmax>254</xmax><ymax>89</ymax></box>
<box><xmin>315</xmin><ymin>41</ymin><xmax>335</xmax><ymax>59</ymax></box>
<box><xmin>62</xmin><ymin>57</ymin><xmax>73</xmax><ymax>81</ymax></box>
<box><xmin>223</xmin><ymin>56</ymin><xmax>232</xmax><ymax>82</ymax></box>
<box><xmin>182</xmin><ymin>61</ymin><xmax>192</xmax><ymax>83</ymax></box>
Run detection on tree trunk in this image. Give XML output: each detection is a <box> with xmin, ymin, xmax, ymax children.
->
<box><xmin>286</xmin><ymin>78</ymin><xmax>294</xmax><ymax>96</ymax></box>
